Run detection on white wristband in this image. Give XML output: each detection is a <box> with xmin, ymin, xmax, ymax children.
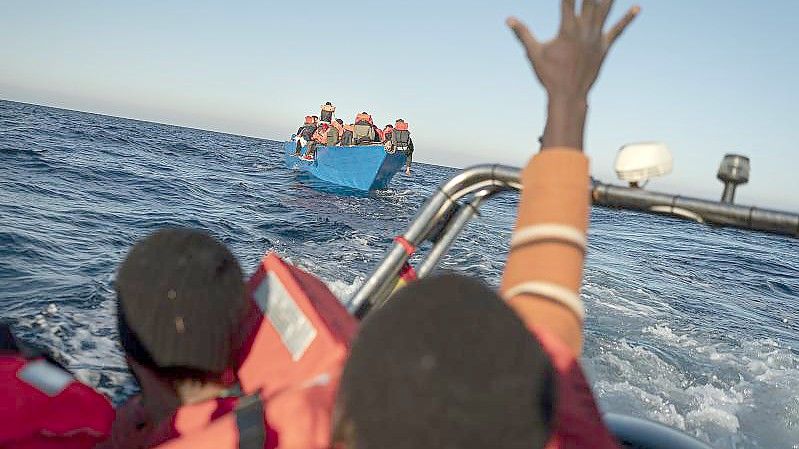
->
<box><xmin>503</xmin><ymin>281</ymin><xmax>585</xmax><ymax>321</ymax></box>
<box><xmin>510</xmin><ymin>224</ymin><xmax>587</xmax><ymax>251</ymax></box>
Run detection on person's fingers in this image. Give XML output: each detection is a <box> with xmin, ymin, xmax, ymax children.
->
<box><xmin>605</xmin><ymin>5</ymin><xmax>640</xmax><ymax>46</ymax></box>
<box><xmin>595</xmin><ymin>0</ymin><xmax>614</xmax><ymax>28</ymax></box>
<box><xmin>561</xmin><ymin>0</ymin><xmax>577</xmax><ymax>30</ymax></box>
<box><xmin>580</xmin><ymin>0</ymin><xmax>596</xmax><ymax>23</ymax></box>
<box><xmin>507</xmin><ymin>17</ymin><xmax>541</xmax><ymax>56</ymax></box>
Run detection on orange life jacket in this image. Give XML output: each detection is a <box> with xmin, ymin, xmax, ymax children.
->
<box><xmin>355</xmin><ymin>113</ymin><xmax>371</xmax><ymax>124</ymax></box>
<box><xmin>153</xmin><ymin>253</ymin><xmax>357</xmax><ymax>449</ymax></box>
<box><xmin>394</xmin><ymin>121</ymin><xmax>408</xmax><ymax>131</ymax></box>
<box><xmin>312</xmin><ymin>126</ymin><xmax>329</xmax><ymax>144</ymax></box>
<box><xmin>0</xmin><ymin>355</ymin><xmax>115</xmax><ymax>449</ymax></box>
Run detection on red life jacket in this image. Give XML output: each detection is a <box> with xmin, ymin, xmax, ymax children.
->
<box><xmin>153</xmin><ymin>253</ymin><xmax>357</xmax><ymax>449</ymax></box>
<box><xmin>0</xmin><ymin>354</ymin><xmax>114</xmax><ymax>449</ymax></box>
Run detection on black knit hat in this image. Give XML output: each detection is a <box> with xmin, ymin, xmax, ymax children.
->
<box><xmin>337</xmin><ymin>274</ymin><xmax>555</xmax><ymax>449</ymax></box>
<box><xmin>116</xmin><ymin>228</ymin><xmax>246</xmax><ymax>376</ymax></box>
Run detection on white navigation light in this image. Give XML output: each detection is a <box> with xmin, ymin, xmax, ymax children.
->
<box><xmin>614</xmin><ymin>142</ymin><xmax>673</xmax><ymax>187</ymax></box>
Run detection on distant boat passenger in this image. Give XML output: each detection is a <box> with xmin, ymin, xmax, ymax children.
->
<box><xmin>304</xmin><ymin>123</ymin><xmax>333</xmax><ymax>160</ymax></box>
<box><xmin>382</xmin><ymin>124</ymin><xmax>394</xmax><ymax>143</ymax></box>
<box><xmin>326</xmin><ymin>121</ymin><xmax>340</xmax><ymax>146</ymax></box>
<box><xmin>294</xmin><ymin>115</ymin><xmax>317</xmax><ymax>155</ymax></box>
<box><xmin>320</xmin><ymin>102</ymin><xmax>336</xmax><ymax>124</ymax></box>
<box><xmin>341</xmin><ymin>124</ymin><xmax>355</xmax><ymax>146</ymax></box>
<box><xmin>333</xmin><ymin>118</ymin><xmax>345</xmax><ymax>145</ymax></box>
<box><xmin>392</xmin><ymin>119</ymin><xmax>414</xmax><ymax>175</ymax></box>
<box><xmin>353</xmin><ymin>112</ymin><xmax>377</xmax><ymax>144</ymax></box>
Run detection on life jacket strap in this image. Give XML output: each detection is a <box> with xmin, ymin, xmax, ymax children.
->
<box><xmin>235</xmin><ymin>392</ymin><xmax>266</xmax><ymax>449</ymax></box>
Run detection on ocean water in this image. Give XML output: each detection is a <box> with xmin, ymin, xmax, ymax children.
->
<box><xmin>1</xmin><ymin>99</ymin><xmax>797</xmax><ymax>449</ymax></box>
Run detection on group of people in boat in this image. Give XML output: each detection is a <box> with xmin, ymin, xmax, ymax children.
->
<box><xmin>294</xmin><ymin>102</ymin><xmax>415</xmax><ymax>175</ymax></box>
<box><xmin>2</xmin><ymin>2</ymin><xmax>646</xmax><ymax>449</ymax></box>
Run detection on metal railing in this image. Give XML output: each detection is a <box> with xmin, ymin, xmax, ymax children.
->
<box><xmin>348</xmin><ymin>164</ymin><xmax>799</xmax><ymax>317</ymax></box>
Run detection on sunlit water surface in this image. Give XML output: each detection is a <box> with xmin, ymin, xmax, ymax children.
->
<box><xmin>1</xmin><ymin>100</ymin><xmax>797</xmax><ymax>448</ymax></box>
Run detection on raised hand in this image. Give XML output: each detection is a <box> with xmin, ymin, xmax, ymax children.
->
<box><xmin>508</xmin><ymin>0</ymin><xmax>639</xmax><ymax>149</ymax></box>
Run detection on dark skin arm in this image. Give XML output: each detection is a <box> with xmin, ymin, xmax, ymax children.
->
<box><xmin>503</xmin><ymin>0</ymin><xmax>639</xmax><ymax>354</ymax></box>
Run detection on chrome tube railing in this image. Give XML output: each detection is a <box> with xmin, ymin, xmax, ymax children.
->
<box><xmin>591</xmin><ymin>181</ymin><xmax>799</xmax><ymax>236</ymax></box>
<box><xmin>349</xmin><ymin>164</ymin><xmax>799</xmax><ymax>317</ymax></box>
<box><xmin>349</xmin><ymin>165</ymin><xmax>520</xmax><ymax>317</ymax></box>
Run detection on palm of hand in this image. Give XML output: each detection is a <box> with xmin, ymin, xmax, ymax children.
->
<box><xmin>509</xmin><ymin>0</ymin><xmax>639</xmax><ymax>100</ymax></box>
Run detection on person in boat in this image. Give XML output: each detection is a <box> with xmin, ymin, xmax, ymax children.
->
<box><xmin>381</xmin><ymin>124</ymin><xmax>394</xmax><ymax>143</ymax></box>
<box><xmin>294</xmin><ymin>115</ymin><xmax>317</xmax><ymax>155</ymax></box>
<box><xmin>102</xmin><ymin>228</ymin><xmax>254</xmax><ymax>449</ymax></box>
<box><xmin>303</xmin><ymin>122</ymin><xmax>335</xmax><ymax>160</ymax></box>
<box><xmin>341</xmin><ymin>123</ymin><xmax>355</xmax><ymax>146</ymax></box>
<box><xmin>391</xmin><ymin>119</ymin><xmax>414</xmax><ymax>175</ymax></box>
<box><xmin>353</xmin><ymin>112</ymin><xmax>379</xmax><ymax>144</ymax></box>
<box><xmin>320</xmin><ymin>102</ymin><xmax>336</xmax><ymax>124</ymax></box>
<box><xmin>0</xmin><ymin>321</ymin><xmax>114</xmax><ymax>448</ymax></box>
<box><xmin>333</xmin><ymin>118</ymin><xmax>345</xmax><ymax>144</ymax></box>
<box><xmin>373</xmin><ymin>123</ymin><xmax>385</xmax><ymax>142</ymax></box>
<box><xmin>331</xmin><ymin>1</ymin><xmax>640</xmax><ymax>449</ymax></box>
<box><xmin>104</xmin><ymin>228</ymin><xmax>346</xmax><ymax>449</ymax></box>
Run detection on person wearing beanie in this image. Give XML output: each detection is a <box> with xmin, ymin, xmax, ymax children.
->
<box><xmin>104</xmin><ymin>228</ymin><xmax>249</xmax><ymax>449</ymax></box>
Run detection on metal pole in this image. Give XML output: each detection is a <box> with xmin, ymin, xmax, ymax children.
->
<box><xmin>350</xmin><ymin>165</ymin><xmax>798</xmax><ymax>315</ymax></box>
<box><xmin>416</xmin><ymin>187</ymin><xmax>506</xmax><ymax>278</ymax></box>
<box><xmin>347</xmin><ymin>165</ymin><xmax>521</xmax><ymax>315</ymax></box>
<box><xmin>591</xmin><ymin>180</ymin><xmax>799</xmax><ymax>237</ymax></box>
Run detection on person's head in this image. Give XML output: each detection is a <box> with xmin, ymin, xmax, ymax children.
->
<box><xmin>333</xmin><ymin>274</ymin><xmax>555</xmax><ymax>449</ymax></box>
<box><xmin>326</xmin><ymin>102</ymin><xmax>332</xmax><ymax>106</ymax></box>
<box><xmin>383</xmin><ymin>124</ymin><xmax>394</xmax><ymax>132</ymax></box>
<box><xmin>395</xmin><ymin>118</ymin><xmax>405</xmax><ymax>124</ymax></box>
<box><xmin>336</xmin><ymin>118</ymin><xmax>344</xmax><ymax>126</ymax></box>
<box><xmin>312</xmin><ymin>115</ymin><xmax>319</xmax><ymax>123</ymax></box>
<box><xmin>116</xmin><ymin>228</ymin><xmax>247</xmax><ymax>396</ymax></box>
<box><xmin>304</xmin><ymin>116</ymin><xmax>314</xmax><ymax>125</ymax></box>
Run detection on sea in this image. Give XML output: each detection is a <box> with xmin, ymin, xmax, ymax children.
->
<box><xmin>1</xmin><ymin>99</ymin><xmax>797</xmax><ymax>449</ymax></box>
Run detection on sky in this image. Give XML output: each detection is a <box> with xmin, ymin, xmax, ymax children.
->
<box><xmin>1</xmin><ymin>0</ymin><xmax>798</xmax><ymax>211</ymax></box>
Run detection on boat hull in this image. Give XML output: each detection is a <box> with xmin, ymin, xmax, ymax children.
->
<box><xmin>284</xmin><ymin>141</ymin><xmax>406</xmax><ymax>191</ymax></box>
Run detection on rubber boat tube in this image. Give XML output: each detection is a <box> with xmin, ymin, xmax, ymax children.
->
<box><xmin>604</xmin><ymin>414</ymin><xmax>713</xmax><ymax>449</ymax></box>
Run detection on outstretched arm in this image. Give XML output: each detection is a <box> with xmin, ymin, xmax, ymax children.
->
<box><xmin>501</xmin><ymin>0</ymin><xmax>639</xmax><ymax>355</ymax></box>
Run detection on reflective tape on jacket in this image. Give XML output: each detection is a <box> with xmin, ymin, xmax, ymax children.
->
<box><xmin>155</xmin><ymin>253</ymin><xmax>357</xmax><ymax>449</ymax></box>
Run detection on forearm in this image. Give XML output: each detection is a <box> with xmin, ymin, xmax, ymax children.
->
<box><xmin>501</xmin><ymin>146</ymin><xmax>589</xmax><ymax>355</ymax></box>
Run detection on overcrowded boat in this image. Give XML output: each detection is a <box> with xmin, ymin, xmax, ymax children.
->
<box><xmin>283</xmin><ymin>140</ymin><xmax>407</xmax><ymax>191</ymax></box>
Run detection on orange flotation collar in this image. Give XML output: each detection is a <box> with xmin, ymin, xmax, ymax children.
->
<box><xmin>395</xmin><ymin>121</ymin><xmax>409</xmax><ymax>131</ymax></box>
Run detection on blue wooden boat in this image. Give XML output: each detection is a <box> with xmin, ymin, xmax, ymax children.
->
<box><xmin>283</xmin><ymin>140</ymin><xmax>407</xmax><ymax>191</ymax></box>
